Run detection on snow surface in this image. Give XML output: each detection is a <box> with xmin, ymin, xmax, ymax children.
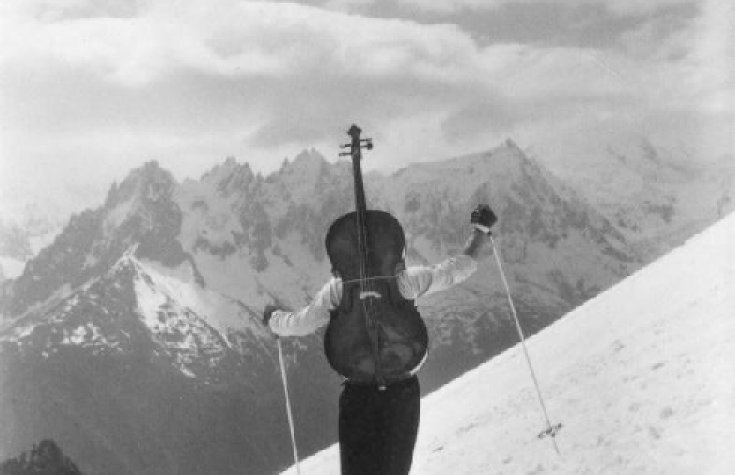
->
<box><xmin>174</xmin><ymin>165</ymin><xmax>332</xmax><ymax>313</ymax></box>
<box><xmin>103</xmin><ymin>197</ymin><xmax>136</xmax><ymax>235</ymax></box>
<box><xmin>0</xmin><ymin>256</ymin><xmax>25</xmax><ymax>279</ymax></box>
<box><xmin>131</xmin><ymin>256</ymin><xmax>261</xmax><ymax>337</ymax></box>
<box><xmin>281</xmin><ymin>213</ymin><xmax>735</xmax><ymax>474</ymax></box>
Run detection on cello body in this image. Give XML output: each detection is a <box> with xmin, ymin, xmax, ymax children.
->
<box><xmin>323</xmin><ymin>125</ymin><xmax>428</xmax><ymax>385</ymax></box>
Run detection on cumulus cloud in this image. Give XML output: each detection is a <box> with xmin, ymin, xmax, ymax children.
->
<box><xmin>0</xmin><ymin>0</ymin><xmax>732</xmax><ymax>218</ymax></box>
<box><xmin>397</xmin><ymin>0</ymin><xmax>697</xmax><ymax>16</ymax></box>
<box><xmin>1</xmin><ymin>0</ymin><xmax>496</xmax><ymax>148</ymax></box>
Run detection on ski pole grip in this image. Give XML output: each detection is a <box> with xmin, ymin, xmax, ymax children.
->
<box><xmin>473</xmin><ymin>223</ymin><xmax>492</xmax><ymax>235</ymax></box>
<box><xmin>470</xmin><ymin>204</ymin><xmax>497</xmax><ymax>234</ymax></box>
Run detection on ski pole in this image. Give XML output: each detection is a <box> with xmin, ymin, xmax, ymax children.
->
<box><xmin>277</xmin><ymin>337</ymin><xmax>301</xmax><ymax>474</ymax></box>
<box><xmin>489</xmin><ymin>235</ymin><xmax>562</xmax><ymax>455</ymax></box>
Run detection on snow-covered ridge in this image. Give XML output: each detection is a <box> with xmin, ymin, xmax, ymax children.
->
<box><xmin>283</xmin><ymin>212</ymin><xmax>735</xmax><ymax>474</ymax></box>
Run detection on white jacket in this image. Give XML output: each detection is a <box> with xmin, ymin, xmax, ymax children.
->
<box><xmin>269</xmin><ymin>254</ymin><xmax>479</xmax><ymax>337</ymax></box>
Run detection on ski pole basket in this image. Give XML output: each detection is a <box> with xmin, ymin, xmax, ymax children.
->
<box><xmin>538</xmin><ymin>422</ymin><xmax>563</xmax><ymax>440</ymax></box>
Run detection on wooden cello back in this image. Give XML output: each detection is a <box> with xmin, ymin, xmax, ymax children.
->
<box><xmin>323</xmin><ymin>125</ymin><xmax>428</xmax><ymax>385</ymax></box>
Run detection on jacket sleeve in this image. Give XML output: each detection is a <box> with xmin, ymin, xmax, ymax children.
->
<box><xmin>268</xmin><ymin>278</ymin><xmax>342</xmax><ymax>337</ymax></box>
<box><xmin>398</xmin><ymin>254</ymin><xmax>478</xmax><ymax>300</ymax></box>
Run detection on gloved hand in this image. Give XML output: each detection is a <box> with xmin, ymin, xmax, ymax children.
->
<box><xmin>263</xmin><ymin>304</ymin><xmax>282</xmax><ymax>329</ymax></box>
<box><xmin>471</xmin><ymin>204</ymin><xmax>497</xmax><ymax>234</ymax></box>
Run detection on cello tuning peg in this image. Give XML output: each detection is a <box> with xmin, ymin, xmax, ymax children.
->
<box><xmin>340</xmin><ymin>143</ymin><xmax>351</xmax><ymax>149</ymax></box>
<box><xmin>361</xmin><ymin>138</ymin><xmax>373</xmax><ymax>150</ymax></box>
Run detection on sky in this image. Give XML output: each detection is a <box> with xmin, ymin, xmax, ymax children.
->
<box><xmin>0</xmin><ymin>0</ymin><xmax>733</xmax><ymax>220</ymax></box>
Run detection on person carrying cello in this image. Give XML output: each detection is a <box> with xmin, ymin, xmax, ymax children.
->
<box><xmin>264</xmin><ymin>203</ymin><xmax>497</xmax><ymax>475</ymax></box>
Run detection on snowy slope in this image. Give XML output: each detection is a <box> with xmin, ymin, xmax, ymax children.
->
<box><xmin>283</xmin><ymin>212</ymin><xmax>735</xmax><ymax>474</ymax></box>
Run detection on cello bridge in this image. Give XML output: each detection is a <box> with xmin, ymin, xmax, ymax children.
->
<box><xmin>359</xmin><ymin>291</ymin><xmax>382</xmax><ymax>300</ymax></box>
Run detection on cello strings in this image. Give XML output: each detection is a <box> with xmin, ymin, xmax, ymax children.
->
<box><xmin>341</xmin><ymin>275</ymin><xmax>398</xmax><ymax>285</ymax></box>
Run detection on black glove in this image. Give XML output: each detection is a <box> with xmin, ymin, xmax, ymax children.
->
<box><xmin>471</xmin><ymin>204</ymin><xmax>497</xmax><ymax>234</ymax></box>
<box><xmin>263</xmin><ymin>304</ymin><xmax>282</xmax><ymax>328</ymax></box>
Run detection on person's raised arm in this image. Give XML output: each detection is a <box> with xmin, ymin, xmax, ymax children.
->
<box><xmin>463</xmin><ymin>203</ymin><xmax>497</xmax><ymax>258</ymax></box>
<box><xmin>399</xmin><ymin>204</ymin><xmax>497</xmax><ymax>299</ymax></box>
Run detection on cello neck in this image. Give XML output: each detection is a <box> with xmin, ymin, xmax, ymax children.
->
<box><xmin>347</xmin><ymin>124</ymin><xmax>368</xmax><ymax>217</ymax></box>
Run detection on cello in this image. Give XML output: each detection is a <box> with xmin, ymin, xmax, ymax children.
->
<box><xmin>324</xmin><ymin>124</ymin><xmax>428</xmax><ymax>387</ymax></box>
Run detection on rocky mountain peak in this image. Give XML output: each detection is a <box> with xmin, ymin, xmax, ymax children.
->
<box><xmin>200</xmin><ymin>157</ymin><xmax>255</xmax><ymax>197</ymax></box>
<box><xmin>405</xmin><ymin>140</ymin><xmax>536</xmax><ymax>187</ymax></box>
<box><xmin>104</xmin><ymin>160</ymin><xmax>176</xmax><ymax>210</ymax></box>
<box><xmin>1</xmin><ymin>161</ymin><xmax>187</xmax><ymax>317</ymax></box>
<box><xmin>504</xmin><ymin>137</ymin><xmax>520</xmax><ymax>150</ymax></box>
<box><xmin>277</xmin><ymin>148</ymin><xmax>330</xmax><ymax>181</ymax></box>
<box><xmin>292</xmin><ymin>148</ymin><xmax>327</xmax><ymax>168</ymax></box>
<box><xmin>273</xmin><ymin>148</ymin><xmax>344</xmax><ymax>208</ymax></box>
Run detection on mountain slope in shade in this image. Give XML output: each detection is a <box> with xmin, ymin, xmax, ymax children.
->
<box><xmin>283</xmin><ymin>212</ymin><xmax>735</xmax><ymax>474</ymax></box>
<box><xmin>0</xmin><ymin>439</ymin><xmax>85</xmax><ymax>475</ymax></box>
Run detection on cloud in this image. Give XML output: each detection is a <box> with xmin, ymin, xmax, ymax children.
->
<box><xmin>0</xmin><ymin>0</ymin><xmax>732</xmax><ymax>219</ymax></box>
<box><xmin>1</xmin><ymin>0</ymin><xmax>494</xmax><ymax>147</ymax></box>
<box><xmin>1</xmin><ymin>0</ymin><xmax>487</xmax><ymax>85</ymax></box>
<box><xmin>2</xmin><ymin>0</ymin><xmax>728</xmax><ymax>143</ymax></box>
<box><xmin>397</xmin><ymin>0</ymin><xmax>697</xmax><ymax>16</ymax></box>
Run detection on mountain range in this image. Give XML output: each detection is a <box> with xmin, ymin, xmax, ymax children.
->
<box><xmin>0</xmin><ymin>139</ymin><xmax>731</xmax><ymax>474</ymax></box>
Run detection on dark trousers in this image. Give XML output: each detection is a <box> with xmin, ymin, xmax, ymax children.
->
<box><xmin>338</xmin><ymin>376</ymin><xmax>420</xmax><ymax>475</ymax></box>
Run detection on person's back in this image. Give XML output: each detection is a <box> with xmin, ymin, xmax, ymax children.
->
<box><xmin>264</xmin><ymin>204</ymin><xmax>497</xmax><ymax>474</ymax></box>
